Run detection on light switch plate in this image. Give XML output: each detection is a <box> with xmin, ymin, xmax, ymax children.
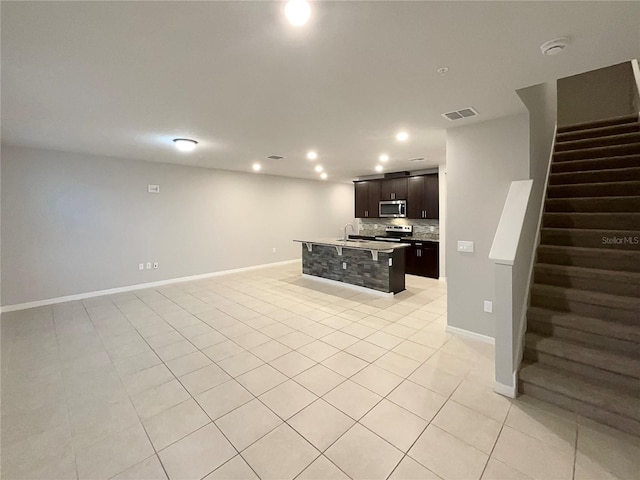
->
<box><xmin>484</xmin><ymin>301</ymin><xmax>493</xmax><ymax>313</ymax></box>
<box><xmin>457</xmin><ymin>241</ymin><xmax>474</xmax><ymax>253</ymax></box>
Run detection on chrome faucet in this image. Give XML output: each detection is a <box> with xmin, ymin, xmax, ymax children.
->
<box><xmin>343</xmin><ymin>223</ymin><xmax>355</xmax><ymax>241</ymax></box>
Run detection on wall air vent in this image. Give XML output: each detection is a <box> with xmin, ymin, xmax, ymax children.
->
<box><xmin>267</xmin><ymin>155</ymin><xmax>284</xmax><ymax>160</ymax></box>
<box><xmin>409</xmin><ymin>157</ymin><xmax>425</xmax><ymax>162</ymax></box>
<box><xmin>442</xmin><ymin>107</ymin><xmax>479</xmax><ymax>121</ymax></box>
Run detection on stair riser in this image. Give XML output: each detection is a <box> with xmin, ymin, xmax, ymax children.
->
<box><xmin>549</xmin><ymin>169</ymin><xmax>640</xmax><ymax>185</ymax></box>
<box><xmin>528</xmin><ymin>308</ymin><xmax>640</xmax><ymax>343</ymax></box>
<box><xmin>545</xmin><ymin>197</ymin><xmax>640</xmax><ymax>213</ymax></box>
<box><xmin>533</xmin><ymin>271</ymin><xmax>640</xmax><ymax>297</ymax></box>
<box><xmin>548</xmin><ymin>182</ymin><xmax>640</xmax><ymax>198</ymax></box>
<box><xmin>540</xmin><ymin>230</ymin><xmax>640</xmax><ymax>250</ymax></box>
<box><xmin>527</xmin><ymin>321</ymin><xmax>640</xmax><ymax>356</ymax></box>
<box><xmin>518</xmin><ymin>381</ymin><xmax>640</xmax><ymax>437</ymax></box>
<box><xmin>557</xmin><ymin>115</ymin><xmax>639</xmax><ymax>134</ymax></box>
<box><xmin>556</xmin><ymin>124</ymin><xmax>640</xmax><ymax>142</ymax></box>
<box><xmin>536</xmin><ymin>250</ymin><xmax>640</xmax><ymax>272</ymax></box>
<box><xmin>554</xmin><ymin>143</ymin><xmax>640</xmax><ymax>162</ymax></box>
<box><xmin>523</xmin><ymin>348</ymin><xmax>639</xmax><ymax>389</ymax></box>
<box><xmin>543</xmin><ymin>213</ymin><xmax>640</xmax><ymax>230</ymax></box>
<box><xmin>551</xmin><ymin>155</ymin><xmax>640</xmax><ymax>173</ymax></box>
<box><xmin>555</xmin><ymin>133</ymin><xmax>640</xmax><ymax>152</ymax></box>
<box><xmin>530</xmin><ymin>294</ymin><xmax>638</xmax><ymax>323</ymax></box>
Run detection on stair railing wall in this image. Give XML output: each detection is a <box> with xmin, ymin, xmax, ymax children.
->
<box><xmin>490</xmin><ymin>127</ymin><xmax>556</xmax><ymax>397</ymax></box>
<box><xmin>631</xmin><ymin>59</ymin><xmax>640</xmax><ymax>117</ymax></box>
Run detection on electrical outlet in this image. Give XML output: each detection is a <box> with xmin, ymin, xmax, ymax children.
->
<box><xmin>146</xmin><ymin>262</ymin><xmax>151</xmax><ymax>270</ymax></box>
<box><xmin>138</xmin><ymin>263</ymin><xmax>144</xmax><ymax>270</ymax></box>
<box><xmin>457</xmin><ymin>241</ymin><xmax>474</xmax><ymax>253</ymax></box>
<box><xmin>484</xmin><ymin>301</ymin><xmax>493</xmax><ymax>313</ymax></box>
<box><xmin>272</xmin><ymin>247</ymin><xmax>276</xmax><ymax>254</ymax></box>
<box><xmin>430</xmin><ymin>226</ymin><xmax>435</xmax><ymax>232</ymax></box>
<box><xmin>342</xmin><ymin>262</ymin><xmax>347</xmax><ymax>270</ymax></box>
<box><xmin>153</xmin><ymin>262</ymin><xmax>158</xmax><ymax>269</ymax></box>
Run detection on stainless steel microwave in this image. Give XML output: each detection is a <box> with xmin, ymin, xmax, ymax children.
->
<box><xmin>379</xmin><ymin>200</ymin><xmax>407</xmax><ymax>218</ymax></box>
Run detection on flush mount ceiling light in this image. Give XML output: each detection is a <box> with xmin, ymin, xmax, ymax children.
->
<box><xmin>285</xmin><ymin>0</ymin><xmax>311</xmax><ymax>26</ymax></box>
<box><xmin>395</xmin><ymin>131</ymin><xmax>409</xmax><ymax>142</ymax></box>
<box><xmin>307</xmin><ymin>150</ymin><xmax>318</xmax><ymax>160</ymax></box>
<box><xmin>314</xmin><ymin>165</ymin><xmax>323</xmax><ymax>173</ymax></box>
<box><xmin>375</xmin><ymin>165</ymin><xmax>383</xmax><ymax>172</ymax></box>
<box><xmin>320</xmin><ymin>172</ymin><xmax>328</xmax><ymax>180</ymax></box>
<box><xmin>252</xmin><ymin>162</ymin><xmax>262</xmax><ymax>172</ymax></box>
<box><xmin>540</xmin><ymin>37</ymin><xmax>568</xmax><ymax>55</ymax></box>
<box><xmin>173</xmin><ymin>138</ymin><xmax>198</xmax><ymax>152</ymax></box>
<box><xmin>437</xmin><ymin>67</ymin><xmax>449</xmax><ymax>76</ymax></box>
<box><xmin>379</xmin><ymin>154</ymin><xmax>389</xmax><ymax>162</ymax></box>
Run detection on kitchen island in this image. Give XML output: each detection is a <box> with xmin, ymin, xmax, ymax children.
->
<box><xmin>293</xmin><ymin>238</ymin><xmax>409</xmax><ymax>295</ymax></box>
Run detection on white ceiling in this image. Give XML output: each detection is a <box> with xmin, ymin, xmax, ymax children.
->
<box><xmin>2</xmin><ymin>1</ymin><xmax>639</xmax><ymax>182</ymax></box>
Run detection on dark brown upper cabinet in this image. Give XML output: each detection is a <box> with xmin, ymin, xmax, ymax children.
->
<box><xmin>380</xmin><ymin>178</ymin><xmax>408</xmax><ymax>201</ymax></box>
<box><xmin>354</xmin><ymin>181</ymin><xmax>381</xmax><ymax>218</ymax></box>
<box><xmin>407</xmin><ymin>173</ymin><xmax>439</xmax><ymax>219</ymax></box>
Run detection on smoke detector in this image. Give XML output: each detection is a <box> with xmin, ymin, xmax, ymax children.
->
<box><xmin>540</xmin><ymin>37</ymin><xmax>568</xmax><ymax>56</ymax></box>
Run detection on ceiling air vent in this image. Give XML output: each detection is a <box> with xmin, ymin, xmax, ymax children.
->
<box><xmin>267</xmin><ymin>155</ymin><xmax>284</xmax><ymax>160</ymax></box>
<box><xmin>442</xmin><ymin>107</ymin><xmax>479</xmax><ymax>121</ymax></box>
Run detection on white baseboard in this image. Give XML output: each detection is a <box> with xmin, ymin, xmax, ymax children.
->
<box><xmin>494</xmin><ymin>376</ymin><xmax>518</xmax><ymax>398</ymax></box>
<box><xmin>438</xmin><ymin>276</ymin><xmax>447</xmax><ymax>282</ymax></box>
<box><xmin>1</xmin><ymin>259</ymin><xmax>300</xmax><ymax>313</ymax></box>
<box><xmin>445</xmin><ymin>325</ymin><xmax>495</xmax><ymax>345</ymax></box>
<box><xmin>301</xmin><ymin>274</ymin><xmax>394</xmax><ymax>297</ymax></box>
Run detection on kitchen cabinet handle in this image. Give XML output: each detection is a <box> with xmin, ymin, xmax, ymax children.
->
<box><xmin>415</xmin><ymin>243</ymin><xmax>423</xmax><ymax>246</ymax></box>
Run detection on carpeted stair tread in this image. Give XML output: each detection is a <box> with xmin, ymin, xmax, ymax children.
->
<box><xmin>547</xmin><ymin>180</ymin><xmax>640</xmax><ymax>198</ymax></box>
<box><xmin>556</xmin><ymin>122</ymin><xmax>640</xmax><ymax>142</ymax></box>
<box><xmin>518</xmin><ymin>362</ymin><xmax>640</xmax><ymax>424</ymax></box>
<box><xmin>542</xmin><ymin>212</ymin><xmax>640</xmax><ymax>230</ymax></box>
<box><xmin>555</xmin><ymin>132</ymin><xmax>640</xmax><ymax>152</ymax></box>
<box><xmin>557</xmin><ymin>114</ymin><xmax>639</xmax><ymax>134</ymax></box>
<box><xmin>549</xmin><ymin>167</ymin><xmax>640</xmax><ymax>185</ymax></box>
<box><xmin>551</xmin><ymin>154</ymin><xmax>640</xmax><ymax>173</ymax></box>
<box><xmin>540</xmin><ymin>228</ymin><xmax>640</xmax><ymax>250</ymax></box>
<box><xmin>544</xmin><ymin>196</ymin><xmax>640</xmax><ymax>213</ymax></box>
<box><xmin>553</xmin><ymin>142</ymin><xmax>640</xmax><ymax>162</ymax></box>
<box><xmin>531</xmin><ymin>283</ymin><xmax>640</xmax><ymax>312</ymax></box>
<box><xmin>525</xmin><ymin>333</ymin><xmax>640</xmax><ymax>379</ymax></box>
<box><xmin>534</xmin><ymin>263</ymin><xmax>640</xmax><ymax>297</ymax></box>
<box><xmin>527</xmin><ymin>306</ymin><xmax>640</xmax><ymax>343</ymax></box>
<box><xmin>536</xmin><ymin>244</ymin><xmax>640</xmax><ymax>272</ymax></box>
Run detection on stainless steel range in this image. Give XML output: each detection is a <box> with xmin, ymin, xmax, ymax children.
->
<box><xmin>373</xmin><ymin>225</ymin><xmax>413</xmax><ymax>243</ymax></box>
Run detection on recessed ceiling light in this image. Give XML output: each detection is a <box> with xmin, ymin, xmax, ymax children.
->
<box><xmin>314</xmin><ymin>165</ymin><xmax>323</xmax><ymax>173</ymax></box>
<box><xmin>173</xmin><ymin>138</ymin><xmax>198</xmax><ymax>152</ymax></box>
<box><xmin>307</xmin><ymin>151</ymin><xmax>318</xmax><ymax>160</ymax></box>
<box><xmin>395</xmin><ymin>131</ymin><xmax>409</xmax><ymax>142</ymax></box>
<box><xmin>379</xmin><ymin>154</ymin><xmax>389</xmax><ymax>162</ymax></box>
<box><xmin>320</xmin><ymin>172</ymin><xmax>328</xmax><ymax>180</ymax></box>
<box><xmin>252</xmin><ymin>163</ymin><xmax>262</xmax><ymax>172</ymax></box>
<box><xmin>284</xmin><ymin>0</ymin><xmax>311</xmax><ymax>26</ymax></box>
<box><xmin>375</xmin><ymin>165</ymin><xmax>383</xmax><ymax>172</ymax></box>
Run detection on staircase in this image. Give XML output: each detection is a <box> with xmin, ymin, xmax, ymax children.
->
<box><xmin>519</xmin><ymin>114</ymin><xmax>640</xmax><ymax>437</ymax></box>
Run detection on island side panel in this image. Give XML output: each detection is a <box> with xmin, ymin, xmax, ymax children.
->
<box><xmin>301</xmin><ymin>244</ymin><xmax>395</xmax><ymax>293</ymax></box>
<box><xmin>389</xmin><ymin>247</ymin><xmax>406</xmax><ymax>294</ymax></box>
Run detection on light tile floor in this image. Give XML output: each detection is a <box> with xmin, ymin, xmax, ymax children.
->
<box><xmin>2</xmin><ymin>264</ymin><xmax>639</xmax><ymax>480</ymax></box>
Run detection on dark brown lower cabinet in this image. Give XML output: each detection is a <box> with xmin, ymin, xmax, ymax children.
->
<box><xmin>406</xmin><ymin>241</ymin><xmax>439</xmax><ymax>278</ymax></box>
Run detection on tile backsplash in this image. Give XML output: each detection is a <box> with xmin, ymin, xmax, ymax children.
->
<box><xmin>357</xmin><ymin>218</ymin><xmax>439</xmax><ymax>239</ymax></box>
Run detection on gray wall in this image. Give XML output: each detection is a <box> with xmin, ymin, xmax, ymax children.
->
<box><xmin>446</xmin><ymin>114</ymin><xmax>529</xmax><ymax>338</ymax></box>
<box><xmin>1</xmin><ymin>146</ymin><xmax>354</xmax><ymax>306</ymax></box>
<box><xmin>557</xmin><ymin>61</ymin><xmax>636</xmax><ymax>126</ymax></box>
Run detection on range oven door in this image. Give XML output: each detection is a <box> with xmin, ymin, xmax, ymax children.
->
<box><xmin>379</xmin><ymin>200</ymin><xmax>407</xmax><ymax>218</ymax></box>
